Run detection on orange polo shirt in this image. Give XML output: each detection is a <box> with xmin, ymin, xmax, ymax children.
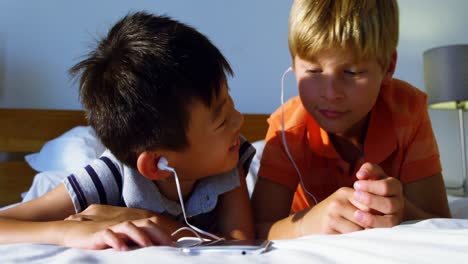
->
<box><xmin>258</xmin><ymin>78</ymin><xmax>442</xmax><ymax>213</ymax></box>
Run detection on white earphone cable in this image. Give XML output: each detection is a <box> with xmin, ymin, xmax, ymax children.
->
<box><xmin>158</xmin><ymin>160</ymin><xmax>224</xmax><ymax>244</ymax></box>
<box><xmin>281</xmin><ymin>67</ymin><xmax>318</xmax><ymax>205</ymax></box>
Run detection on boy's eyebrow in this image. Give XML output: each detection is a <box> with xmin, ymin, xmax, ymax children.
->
<box><xmin>212</xmin><ymin>98</ymin><xmax>227</xmax><ymax>121</ymax></box>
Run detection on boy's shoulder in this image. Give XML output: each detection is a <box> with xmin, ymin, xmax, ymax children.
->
<box><xmin>268</xmin><ymin>96</ymin><xmax>310</xmax><ymax>133</ymax></box>
<box><xmin>379</xmin><ymin>78</ymin><xmax>428</xmax><ymax>116</ymax></box>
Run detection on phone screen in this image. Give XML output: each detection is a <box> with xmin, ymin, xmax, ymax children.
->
<box><xmin>178</xmin><ymin>239</ymin><xmax>272</xmax><ymax>255</ymax></box>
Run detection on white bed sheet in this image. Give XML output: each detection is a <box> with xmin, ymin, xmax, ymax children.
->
<box><xmin>1</xmin><ymin>218</ymin><xmax>468</xmax><ymax>264</ymax></box>
<box><xmin>2</xmin><ymin>135</ymin><xmax>468</xmax><ymax>263</ymax></box>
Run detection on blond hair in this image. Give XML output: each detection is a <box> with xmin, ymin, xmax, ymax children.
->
<box><xmin>288</xmin><ymin>0</ymin><xmax>399</xmax><ymax>68</ymax></box>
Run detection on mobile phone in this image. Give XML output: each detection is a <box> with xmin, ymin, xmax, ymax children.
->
<box><xmin>177</xmin><ymin>239</ymin><xmax>273</xmax><ymax>255</ymax></box>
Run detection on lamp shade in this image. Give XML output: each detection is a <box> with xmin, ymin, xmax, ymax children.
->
<box><xmin>423</xmin><ymin>44</ymin><xmax>468</xmax><ymax>110</ymax></box>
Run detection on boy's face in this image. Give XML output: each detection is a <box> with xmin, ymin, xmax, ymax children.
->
<box><xmin>168</xmin><ymin>83</ymin><xmax>243</xmax><ymax>181</ymax></box>
<box><xmin>293</xmin><ymin>48</ymin><xmax>392</xmax><ymax>138</ymax></box>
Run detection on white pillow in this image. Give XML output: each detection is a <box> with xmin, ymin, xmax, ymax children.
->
<box><xmin>21</xmin><ymin>171</ymin><xmax>71</xmax><ymax>202</ymax></box>
<box><xmin>25</xmin><ymin>126</ymin><xmax>105</xmax><ymax>172</ymax></box>
<box><xmin>246</xmin><ymin>140</ymin><xmax>265</xmax><ymax>197</ymax></box>
<box><xmin>448</xmin><ymin>195</ymin><xmax>468</xmax><ymax>219</ymax></box>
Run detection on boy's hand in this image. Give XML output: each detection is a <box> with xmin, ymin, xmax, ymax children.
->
<box><xmin>65</xmin><ymin>204</ymin><xmax>156</xmax><ymax>223</ymax></box>
<box><xmin>62</xmin><ymin>217</ymin><xmax>174</xmax><ymax>250</ymax></box>
<box><xmin>65</xmin><ymin>204</ymin><xmax>194</xmax><ymax>241</ymax></box>
<box><xmin>302</xmin><ymin>187</ymin><xmax>366</xmax><ymax>234</ymax></box>
<box><xmin>351</xmin><ymin>162</ymin><xmax>404</xmax><ymax>228</ymax></box>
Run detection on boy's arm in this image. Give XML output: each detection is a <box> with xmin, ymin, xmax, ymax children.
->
<box><xmin>0</xmin><ymin>183</ymin><xmax>75</xmax><ymax>221</ymax></box>
<box><xmin>65</xmin><ymin>204</ymin><xmax>199</xmax><ymax>240</ymax></box>
<box><xmin>403</xmin><ymin>172</ymin><xmax>451</xmax><ymax>220</ymax></box>
<box><xmin>252</xmin><ymin>177</ymin><xmax>367</xmax><ymax>239</ymax></box>
<box><xmin>395</xmin><ymin>94</ymin><xmax>451</xmax><ymax>220</ymax></box>
<box><xmin>0</xmin><ymin>184</ymin><xmax>173</xmax><ymax>248</ymax></box>
<box><xmin>0</xmin><ymin>216</ymin><xmax>173</xmax><ymax>249</ymax></box>
<box><xmin>216</xmin><ymin>168</ymin><xmax>255</xmax><ymax>240</ymax></box>
<box><xmin>0</xmin><ymin>183</ymin><xmax>83</xmax><ymax>245</ymax></box>
<box><xmin>252</xmin><ymin>177</ymin><xmax>296</xmax><ymax>239</ymax></box>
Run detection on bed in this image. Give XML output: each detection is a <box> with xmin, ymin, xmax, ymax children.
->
<box><xmin>1</xmin><ymin>108</ymin><xmax>468</xmax><ymax>263</ymax></box>
<box><xmin>0</xmin><ymin>109</ymin><xmax>88</xmax><ymax>207</ymax></box>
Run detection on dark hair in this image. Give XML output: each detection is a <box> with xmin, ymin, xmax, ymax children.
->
<box><xmin>70</xmin><ymin>11</ymin><xmax>233</xmax><ymax>167</ymax></box>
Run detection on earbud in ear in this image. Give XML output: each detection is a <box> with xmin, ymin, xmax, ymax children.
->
<box><xmin>287</xmin><ymin>66</ymin><xmax>292</xmax><ymax>72</ymax></box>
<box><xmin>157</xmin><ymin>156</ymin><xmax>170</xmax><ymax>171</ymax></box>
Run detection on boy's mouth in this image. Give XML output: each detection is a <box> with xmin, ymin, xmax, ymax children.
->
<box><xmin>319</xmin><ymin>109</ymin><xmax>348</xmax><ymax>119</ymax></box>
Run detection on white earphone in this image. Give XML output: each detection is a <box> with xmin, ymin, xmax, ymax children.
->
<box><xmin>157</xmin><ymin>156</ymin><xmax>170</xmax><ymax>171</ymax></box>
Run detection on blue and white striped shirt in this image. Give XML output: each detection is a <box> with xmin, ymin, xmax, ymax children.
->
<box><xmin>63</xmin><ymin>136</ymin><xmax>255</xmax><ymax>228</ymax></box>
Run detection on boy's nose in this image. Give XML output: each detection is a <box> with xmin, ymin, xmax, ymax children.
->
<box><xmin>322</xmin><ymin>77</ymin><xmax>345</xmax><ymax>100</ymax></box>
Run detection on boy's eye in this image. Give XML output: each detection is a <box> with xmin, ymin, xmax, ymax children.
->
<box><xmin>344</xmin><ymin>70</ymin><xmax>364</xmax><ymax>76</ymax></box>
<box><xmin>306</xmin><ymin>69</ymin><xmax>322</xmax><ymax>74</ymax></box>
<box><xmin>217</xmin><ymin>119</ymin><xmax>227</xmax><ymax>129</ymax></box>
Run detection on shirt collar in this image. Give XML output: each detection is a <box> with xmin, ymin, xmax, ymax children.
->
<box><xmin>122</xmin><ymin>166</ymin><xmax>240</xmax><ymax>218</ymax></box>
<box><xmin>363</xmin><ymin>92</ymin><xmax>397</xmax><ymax>164</ymax></box>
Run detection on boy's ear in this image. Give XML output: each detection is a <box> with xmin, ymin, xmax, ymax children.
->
<box><xmin>383</xmin><ymin>51</ymin><xmax>398</xmax><ymax>84</ymax></box>
<box><xmin>137</xmin><ymin>151</ymin><xmax>172</xmax><ymax>180</ymax></box>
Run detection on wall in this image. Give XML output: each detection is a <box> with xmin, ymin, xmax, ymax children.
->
<box><xmin>0</xmin><ymin>0</ymin><xmax>294</xmax><ymax>111</ymax></box>
<box><xmin>1</xmin><ymin>0</ymin><xmax>467</xmax><ymax>189</ymax></box>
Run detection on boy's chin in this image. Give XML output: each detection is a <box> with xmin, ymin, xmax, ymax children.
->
<box><xmin>220</xmin><ymin>157</ymin><xmax>239</xmax><ymax>174</ymax></box>
<box><xmin>200</xmin><ymin>155</ymin><xmax>239</xmax><ymax>178</ymax></box>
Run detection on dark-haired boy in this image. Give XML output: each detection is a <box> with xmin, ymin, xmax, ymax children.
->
<box><xmin>0</xmin><ymin>11</ymin><xmax>255</xmax><ymax>250</ymax></box>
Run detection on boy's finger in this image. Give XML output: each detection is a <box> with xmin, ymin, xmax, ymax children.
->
<box><xmin>134</xmin><ymin>218</ymin><xmax>174</xmax><ymax>246</ymax></box>
<box><xmin>98</xmin><ymin>229</ymin><xmax>128</xmax><ymax>251</ymax></box>
<box><xmin>331</xmin><ymin>216</ymin><xmax>364</xmax><ymax>234</ymax></box>
<box><xmin>348</xmin><ymin>194</ymin><xmax>371</xmax><ymax>212</ymax></box>
<box><xmin>353</xmin><ymin>191</ymin><xmax>402</xmax><ymax>215</ymax></box>
<box><xmin>331</xmin><ymin>198</ymin><xmax>368</xmax><ymax>230</ymax></box>
<box><xmin>355</xmin><ymin>211</ymin><xmax>400</xmax><ymax>228</ymax></box>
<box><xmin>354</xmin><ymin>177</ymin><xmax>402</xmax><ymax>196</ymax></box>
<box><xmin>355</xmin><ymin>162</ymin><xmax>386</xmax><ymax>180</ymax></box>
<box><xmin>313</xmin><ymin>204</ymin><xmax>365</xmax><ymax>234</ymax></box>
<box><xmin>112</xmin><ymin>221</ymin><xmax>155</xmax><ymax>248</ymax></box>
